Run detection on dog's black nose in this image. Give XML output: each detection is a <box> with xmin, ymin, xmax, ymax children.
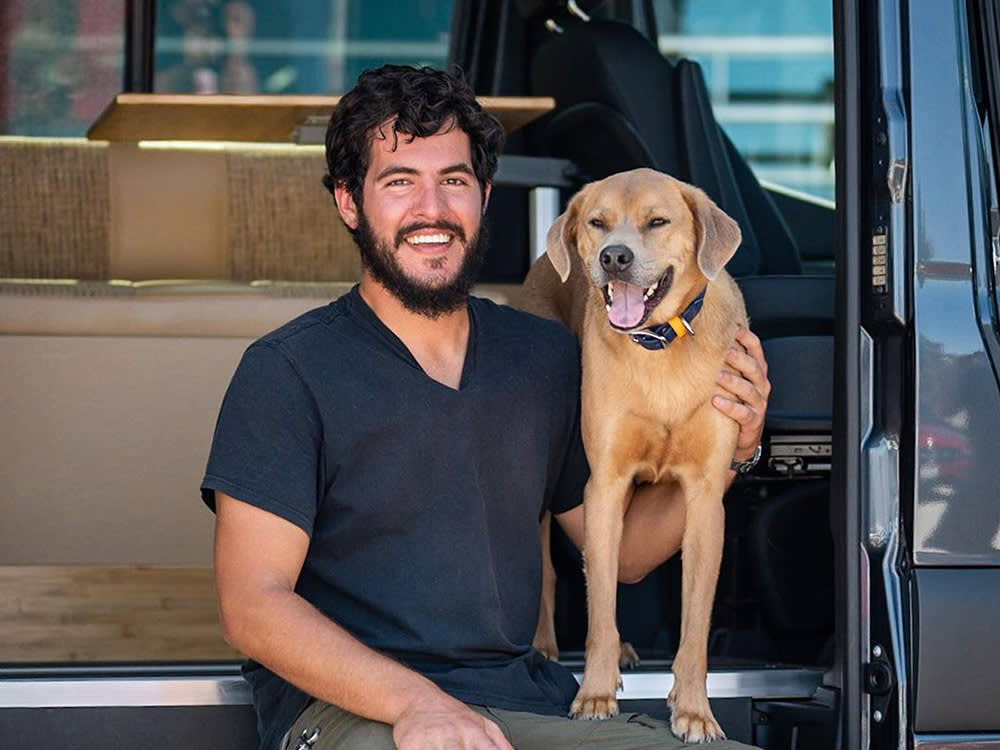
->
<box><xmin>599</xmin><ymin>245</ymin><xmax>634</xmax><ymax>274</ymax></box>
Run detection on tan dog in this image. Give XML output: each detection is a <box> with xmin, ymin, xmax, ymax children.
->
<box><xmin>520</xmin><ymin>168</ymin><xmax>747</xmax><ymax>742</ymax></box>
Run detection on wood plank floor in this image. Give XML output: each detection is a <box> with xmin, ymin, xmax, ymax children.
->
<box><xmin>0</xmin><ymin>566</ymin><xmax>241</xmax><ymax>662</ymax></box>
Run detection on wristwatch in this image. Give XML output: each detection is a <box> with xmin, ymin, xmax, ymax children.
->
<box><xmin>730</xmin><ymin>444</ymin><xmax>762</xmax><ymax>474</ymax></box>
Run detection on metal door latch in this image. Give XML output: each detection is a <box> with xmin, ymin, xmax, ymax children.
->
<box><xmin>887</xmin><ymin>160</ymin><xmax>908</xmax><ymax>203</ymax></box>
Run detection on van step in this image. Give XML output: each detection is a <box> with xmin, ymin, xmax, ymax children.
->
<box><xmin>0</xmin><ymin>662</ymin><xmax>824</xmax><ymax>707</ymax></box>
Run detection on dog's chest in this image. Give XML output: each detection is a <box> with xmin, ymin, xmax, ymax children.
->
<box><xmin>580</xmin><ymin>334</ymin><xmax>723</xmax><ymax>467</ymax></box>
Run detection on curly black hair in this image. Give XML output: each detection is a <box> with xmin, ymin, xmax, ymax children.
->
<box><xmin>322</xmin><ymin>64</ymin><xmax>505</xmax><ymax>212</ymax></box>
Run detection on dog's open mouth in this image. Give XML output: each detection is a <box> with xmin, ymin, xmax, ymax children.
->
<box><xmin>602</xmin><ymin>267</ymin><xmax>674</xmax><ymax>331</ymax></box>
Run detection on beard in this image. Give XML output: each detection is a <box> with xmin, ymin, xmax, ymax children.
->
<box><xmin>353</xmin><ymin>209</ymin><xmax>489</xmax><ymax>318</ymax></box>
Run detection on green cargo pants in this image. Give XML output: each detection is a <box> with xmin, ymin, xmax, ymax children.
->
<box><xmin>282</xmin><ymin>699</ymin><xmax>760</xmax><ymax>750</ymax></box>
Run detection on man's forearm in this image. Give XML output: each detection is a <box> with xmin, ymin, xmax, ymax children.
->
<box><xmin>616</xmin><ymin>481</ymin><xmax>686</xmax><ymax>583</ymax></box>
<box><xmin>617</xmin><ymin>464</ymin><xmax>739</xmax><ymax>582</ymax></box>
<box><xmin>221</xmin><ymin>583</ymin><xmax>449</xmax><ymax>725</ymax></box>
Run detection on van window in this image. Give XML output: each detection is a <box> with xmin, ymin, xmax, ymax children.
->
<box><xmin>0</xmin><ymin>0</ymin><xmax>126</xmax><ymax>136</ymax></box>
<box><xmin>0</xmin><ymin>1</ymin><xmax>456</xmax><ymax>137</ymax></box>
<box><xmin>651</xmin><ymin>0</ymin><xmax>835</xmax><ymax>202</ymax></box>
<box><xmin>153</xmin><ymin>0</ymin><xmax>454</xmax><ymax>95</ymax></box>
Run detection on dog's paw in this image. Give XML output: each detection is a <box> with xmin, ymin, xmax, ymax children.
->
<box><xmin>667</xmin><ymin>689</ymin><xmax>725</xmax><ymax>743</ymax></box>
<box><xmin>619</xmin><ymin>641</ymin><xmax>640</xmax><ymax>669</ymax></box>
<box><xmin>569</xmin><ymin>693</ymin><xmax>619</xmax><ymax>720</ymax></box>
<box><xmin>669</xmin><ymin>708</ymin><xmax>726</xmax><ymax>743</ymax></box>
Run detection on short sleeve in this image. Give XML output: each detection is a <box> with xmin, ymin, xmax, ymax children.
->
<box><xmin>201</xmin><ymin>342</ymin><xmax>322</xmax><ymax>535</ymax></box>
<box><xmin>547</xmin><ymin>403</ymin><xmax>589</xmax><ymax>515</ymax></box>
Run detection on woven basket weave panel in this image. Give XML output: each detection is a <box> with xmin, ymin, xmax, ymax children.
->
<box><xmin>0</xmin><ymin>138</ymin><xmax>110</xmax><ymax>279</ymax></box>
<box><xmin>227</xmin><ymin>149</ymin><xmax>362</xmax><ymax>282</ymax></box>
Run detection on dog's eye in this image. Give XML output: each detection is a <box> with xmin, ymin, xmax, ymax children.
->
<box><xmin>588</xmin><ymin>218</ymin><xmax>606</xmax><ymax>230</ymax></box>
<box><xmin>648</xmin><ymin>217</ymin><xmax>670</xmax><ymax>228</ymax></box>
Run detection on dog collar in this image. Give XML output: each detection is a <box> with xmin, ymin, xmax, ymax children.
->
<box><xmin>629</xmin><ymin>287</ymin><xmax>707</xmax><ymax>351</ymax></box>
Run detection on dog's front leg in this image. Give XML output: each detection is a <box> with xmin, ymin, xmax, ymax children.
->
<box><xmin>668</xmin><ymin>471</ymin><xmax>727</xmax><ymax>742</ymax></box>
<box><xmin>570</xmin><ymin>472</ymin><xmax>631</xmax><ymax>720</ymax></box>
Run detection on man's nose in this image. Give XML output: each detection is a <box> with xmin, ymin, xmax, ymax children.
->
<box><xmin>412</xmin><ymin>182</ymin><xmax>449</xmax><ymax>218</ymax></box>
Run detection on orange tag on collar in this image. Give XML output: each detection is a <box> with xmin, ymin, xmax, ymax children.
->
<box><xmin>668</xmin><ymin>316</ymin><xmax>688</xmax><ymax>338</ymax></box>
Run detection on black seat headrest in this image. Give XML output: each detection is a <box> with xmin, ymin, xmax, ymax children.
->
<box><xmin>531</xmin><ymin>20</ymin><xmax>683</xmax><ymax>175</ymax></box>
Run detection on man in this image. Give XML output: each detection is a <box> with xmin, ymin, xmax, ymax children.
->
<box><xmin>202</xmin><ymin>65</ymin><xmax>770</xmax><ymax>750</ymax></box>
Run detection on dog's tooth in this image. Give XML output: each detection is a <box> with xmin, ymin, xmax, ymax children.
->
<box><xmin>606</xmin><ymin>304</ymin><xmax>612</xmax><ymax>312</ymax></box>
<box><xmin>607</xmin><ymin>284</ymin><xmax>614</xmax><ymax>302</ymax></box>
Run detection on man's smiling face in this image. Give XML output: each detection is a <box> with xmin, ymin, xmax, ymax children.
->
<box><xmin>335</xmin><ymin>121</ymin><xmax>492</xmax><ymax>316</ymax></box>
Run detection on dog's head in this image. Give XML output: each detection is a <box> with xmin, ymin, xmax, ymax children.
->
<box><xmin>546</xmin><ymin>168</ymin><xmax>741</xmax><ymax>332</ymax></box>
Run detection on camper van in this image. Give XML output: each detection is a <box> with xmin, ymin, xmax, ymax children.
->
<box><xmin>2</xmin><ymin>1</ymin><xmax>999</xmax><ymax>748</ymax></box>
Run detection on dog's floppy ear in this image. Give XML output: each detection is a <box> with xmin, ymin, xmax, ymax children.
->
<box><xmin>545</xmin><ymin>214</ymin><xmax>573</xmax><ymax>283</ymax></box>
<box><xmin>545</xmin><ymin>184</ymin><xmax>589</xmax><ymax>283</ymax></box>
<box><xmin>683</xmin><ymin>184</ymin><xmax>742</xmax><ymax>280</ymax></box>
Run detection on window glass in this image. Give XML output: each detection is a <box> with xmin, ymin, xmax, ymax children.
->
<box><xmin>153</xmin><ymin>0</ymin><xmax>454</xmax><ymax>95</ymax></box>
<box><xmin>0</xmin><ymin>0</ymin><xmax>125</xmax><ymax>136</ymax></box>
<box><xmin>652</xmin><ymin>0</ymin><xmax>835</xmax><ymax>201</ymax></box>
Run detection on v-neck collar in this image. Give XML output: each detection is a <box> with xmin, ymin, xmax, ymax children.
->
<box><xmin>345</xmin><ymin>285</ymin><xmax>478</xmax><ymax>392</ymax></box>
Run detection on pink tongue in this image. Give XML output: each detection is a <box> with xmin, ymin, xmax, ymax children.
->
<box><xmin>608</xmin><ymin>281</ymin><xmax>646</xmax><ymax>329</ymax></box>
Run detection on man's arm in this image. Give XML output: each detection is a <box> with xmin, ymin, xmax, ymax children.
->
<box><xmin>554</xmin><ymin>326</ymin><xmax>771</xmax><ymax>583</ymax></box>
<box><xmin>214</xmin><ymin>492</ymin><xmax>512</xmax><ymax>750</ymax></box>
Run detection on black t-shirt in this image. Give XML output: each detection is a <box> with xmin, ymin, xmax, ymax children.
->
<box><xmin>201</xmin><ymin>286</ymin><xmax>587</xmax><ymax>750</ymax></box>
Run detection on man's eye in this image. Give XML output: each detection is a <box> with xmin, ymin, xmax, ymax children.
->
<box><xmin>386</xmin><ymin>178</ymin><xmax>409</xmax><ymax>187</ymax></box>
<box><xmin>444</xmin><ymin>177</ymin><xmax>469</xmax><ymax>186</ymax></box>
<box><xmin>648</xmin><ymin>217</ymin><xmax>670</xmax><ymax>228</ymax></box>
<box><xmin>588</xmin><ymin>218</ymin><xmax>606</xmax><ymax>229</ymax></box>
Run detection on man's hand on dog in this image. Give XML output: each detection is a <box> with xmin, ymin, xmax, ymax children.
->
<box><xmin>713</xmin><ymin>326</ymin><xmax>770</xmax><ymax>463</ymax></box>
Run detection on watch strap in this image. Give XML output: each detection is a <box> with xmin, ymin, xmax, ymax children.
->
<box><xmin>730</xmin><ymin>443</ymin><xmax>763</xmax><ymax>474</ymax></box>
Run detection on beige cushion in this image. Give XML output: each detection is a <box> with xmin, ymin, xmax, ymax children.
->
<box><xmin>0</xmin><ymin>137</ymin><xmax>109</xmax><ymax>279</ymax></box>
<box><xmin>226</xmin><ymin>147</ymin><xmax>363</xmax><ymax>282</ymax></box>
<box><xmin>0</xmin><ymin>280</ymin><xmax>351</xmax><ymax>337</ymax></box>
<box><xmin>0</xmin><ymin>280</ymin><xmax>520</xmax><ymax>567</ymax></box>
<box><xmin>0</xmin><ymin>280</ymin><xmax>520</xmax><ymax>336</ymax></box>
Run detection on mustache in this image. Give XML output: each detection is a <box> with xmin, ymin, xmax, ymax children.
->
<box><xmin>395</xmin><ymin>221</ymin><xmax>466</xmax><ymax>248</ymax></box>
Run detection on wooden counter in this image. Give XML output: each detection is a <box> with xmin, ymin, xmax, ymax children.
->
<box><xmin>87</xmin><ymin>93</ymin><xmax>554</xmax><ymax>143</ymax></box>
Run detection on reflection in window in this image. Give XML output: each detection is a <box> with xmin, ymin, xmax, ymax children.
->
<box><xmin>652</xmin><ymin>0</ymin><xmax>835</xmax><ymax>200</ymax></box>
<box><xmin>0</xmin><ymin>0</ymin><xmax>125</xmax><ymax>136</ymax></box>
<box><xmin>153</xmin><ymin>0</ymin><xmax>454</xmax><ymax>96</ymax></box>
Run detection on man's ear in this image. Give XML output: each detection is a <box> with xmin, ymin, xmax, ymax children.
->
<box><xmin>333</xmin><ymin>182</ymin><xmax>360</xmax><ymax>231</ymax></box>
<box><xmin>482</xmin><ymin>182</ymin><xmax>492</xmax><ymax>215</ymax></box>
<box><xmin>682</xmin><ymin>182</ymin><xmax>742</xmax><ymax>280</ymax></box>
<box><xmin>545</xmin><ymin>185</ymin><xmax>588</xmax><ymax>283</ymax></box>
